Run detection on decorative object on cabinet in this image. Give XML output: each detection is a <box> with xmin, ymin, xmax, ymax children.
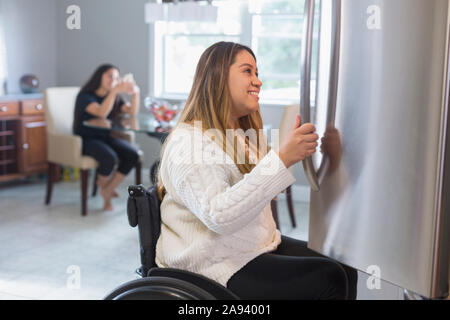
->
<box><xmin>19</xmin><ymin>74</ymin><xmax>39</xmax><ymax>94</ymax></box>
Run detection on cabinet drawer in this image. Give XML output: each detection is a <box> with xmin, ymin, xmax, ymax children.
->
<box><xmin>21</xmin><ymin>99</ymin><xmax>45</xmax><ymax>115</ymax></box>
<box><xmin>0</xmin><ymin>101</ymin><xmax>20</xmax><ymax>117</ymax></box>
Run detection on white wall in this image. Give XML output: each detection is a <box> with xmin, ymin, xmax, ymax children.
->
<box><xmin>54</xmin><ymin>0</ymin><xmax>160</xmax><ymax>177</ymax></box>
<box><xmin>1</xmin><ymin>0</ymin><xmax>58</xmax><ymax>94</ymax></box>
<box><xmin>55</xmin><ymin>0</ymin><xmax>149</xmax><ymax>94</ymax></box>
<box><xmin>56</xmin><ymin>0</ymin><xmax>165</xmax><ymax>184</ymax></box>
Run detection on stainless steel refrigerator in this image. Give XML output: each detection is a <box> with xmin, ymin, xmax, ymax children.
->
<box><xmin>300</xmin><ymin>0</ymin><xmax>450</xmax><ymax>299</ymax></box>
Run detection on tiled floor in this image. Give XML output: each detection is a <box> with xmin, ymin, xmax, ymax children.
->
<box><xmin>0</xmin><ymin>170</ymin><xmax>310</xmax><ymax>300</ymax></box>
<box><xmin>0</xmin><ymin>172</ymin><xmax>142</xmax><ymax>300</ymax></box>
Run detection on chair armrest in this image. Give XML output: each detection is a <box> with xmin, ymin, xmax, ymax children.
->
<box><xmin>47</xmin><ymin>132</ymin><xmax>85</xmax><ymax>167</ymax></box>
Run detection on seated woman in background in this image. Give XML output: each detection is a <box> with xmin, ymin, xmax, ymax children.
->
<box><xmin>73</xmin><ymin>64</ymin><xmax>140</xmax><ymax>211</ymax></box>
<box><xmin>155</xmin><ymin>42</ymin><xmax>357</xmax><ymax>299</ymax></box>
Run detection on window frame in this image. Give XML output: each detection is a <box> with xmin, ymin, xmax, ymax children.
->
<box><xmin>149</xmin><ymin>0</ymin><xmax>306</xmax><ymax>105</ymax></box>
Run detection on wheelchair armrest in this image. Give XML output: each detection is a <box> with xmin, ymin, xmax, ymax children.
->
<box><xmin>127</xmin><ymin>185</ymin><xmax>148</xmax><ymax>227</ymax></box>
<box><xmin>127</xmin><ymin>197</ymin><xmax>138</xmax><ymax>227</ymax></box>
<box><xmin>127</xmin><ymin>185</ymin><xmax>161</xmax><ymax>274</ymax></box>
<box><xmin>148</xmin><ymin>267</ymin><xmax>240</xmax><ymax>300</ymax></box>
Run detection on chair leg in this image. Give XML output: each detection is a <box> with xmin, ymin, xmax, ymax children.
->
<box><xmin>271</xmin><ymin>197</ymin><xmax>280</xmax><ymax>230</ymax></box>
<box><xmin>135</xmin><ymin>160</ymin><xmax>142</xmax><ymax>185</ymax></box>
<box><xmin>92</xmin><ymin>169</ymin><xmax>98</xmax><ymax>197</ymax></box>
<box><xmin>286</xmin><ymin>186</ymin><xmax>296</xmax><ymax>228</ymax></box>
<box><xmin>45</xmin><ymin>162</ymin><xmax>55</xmax><ymax>205</ymax></box>
<box><xmin>81</xmin><ymin>169</ymin><xmax>89</xmax><ymax>216</ymax></box>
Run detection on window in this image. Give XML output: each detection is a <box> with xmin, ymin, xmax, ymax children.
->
<box><xmin>151</xmin><ymin>0</ymin><xmax>318</xmax><ymax>103</ymax></box>
<box><xmin>152</xmin><ymin>1</ymin><xmax>243</xmax><ymax>99</ymax></box>
<box><xmin>249</xmin><ymin>0</ymin><xmax>304</xmax><ymax>102</ymax></box>
<box><xmin>0</xmin><ymin>10</ymin><xmax>7</xmax><ymax>95</ymax></box>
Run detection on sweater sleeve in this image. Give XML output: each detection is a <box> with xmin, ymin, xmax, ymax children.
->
<box><xmin>162</xmin><ymin>128</ymin><xmax>296</xmax><ymax>235</ymax></box>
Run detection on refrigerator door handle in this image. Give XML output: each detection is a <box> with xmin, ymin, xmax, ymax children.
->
<box><xmin>301</xmin><ymin>0</ymin><xmax>342</xmax><ymax>192</ymax></box>
<box><xmin>300</xmin><ymin>0</ymin><xmax>319</xmax><ymax>191</ymax></box>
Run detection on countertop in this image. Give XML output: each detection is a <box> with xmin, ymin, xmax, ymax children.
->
<box><xmin>0</xmin><ymin>93</ymin><xmax>44</xmax><ymax>102</ymax></box>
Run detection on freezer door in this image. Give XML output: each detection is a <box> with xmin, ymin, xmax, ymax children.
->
<box><xmin>307</xmin><ymin>0</ymin><xmax>450</xmax><ymax>298</ymax></box>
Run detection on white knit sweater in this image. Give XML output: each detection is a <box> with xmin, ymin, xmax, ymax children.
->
<box><xmin>155</xmin><ymin>122</ymin><xmax>296</xmax><ymax>286</ymax></box>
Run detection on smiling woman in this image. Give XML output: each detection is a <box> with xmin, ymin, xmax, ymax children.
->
<box><xmin>153</xmin><ymin>41</ymin><xmax>357</xmax><ymax>300</ymax></box>
<box><xmin>227</xmin><ymin>50</ymin><xmax>262</xmax><ymax>128</ymax></box>
<box><xmin>156</xmin><ymin>42</ymin><xmax>267</xmax><ymax>190</ymax></box>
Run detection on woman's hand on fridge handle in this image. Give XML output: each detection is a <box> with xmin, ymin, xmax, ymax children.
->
<box><xmin>277</xmin><ymin>114</ymin><xmax>319</xmax><ymax>169</ymax></box>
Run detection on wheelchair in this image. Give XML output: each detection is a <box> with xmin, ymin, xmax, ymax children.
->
<box><xmin>104</xmin><ymin>185</ymin><xmax>240</xmax><ymax>300</ymax></box>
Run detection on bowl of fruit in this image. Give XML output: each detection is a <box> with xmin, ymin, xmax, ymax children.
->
<box><xmin>144</xmin><ymin>98</ymin><xmax>181</xmax><ymax>132</ymax></box>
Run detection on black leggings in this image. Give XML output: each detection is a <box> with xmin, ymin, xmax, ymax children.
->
<box><xmin>82</xmin><ymin>136</ymin><xmax>139</xmax><ymax>176</ymax></box>
<box><xmin>227</xmin><ymin>236</ymin><xmax>358</xmax><ymax>300</ymax></box>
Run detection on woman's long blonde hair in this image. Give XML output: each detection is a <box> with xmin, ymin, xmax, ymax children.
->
<box><xmin>157</xmin><ymin>41</ymin><xmax>270</xmax><ymax>200</ymax></box>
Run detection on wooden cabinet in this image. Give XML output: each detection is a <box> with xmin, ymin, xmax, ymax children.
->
<box><xmin>20</xmin><ymin>116</ymin><xmax>47</xmax><ymax>174</ymax></box>
<box><xmin>0</xmin><ymin>96</ymin><xmax>47</xmax><ymax>182</ymax></box>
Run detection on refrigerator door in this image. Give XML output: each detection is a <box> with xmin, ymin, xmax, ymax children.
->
<box><xmin>307</xmin><ymin>0</ymin><xmax>450</xmax><ymax>298</ymax></box>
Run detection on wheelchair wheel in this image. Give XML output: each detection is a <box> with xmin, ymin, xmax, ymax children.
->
<box><xmin>104</xmin><ymin>276</ymin><xmax>217</xmax><ymax>300</ymax></box>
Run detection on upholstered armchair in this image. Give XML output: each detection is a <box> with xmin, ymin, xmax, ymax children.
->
<box><xmin>44</xmin><ymin>87</ymin><xmax>142</xmax><ymax>216</ymax></box>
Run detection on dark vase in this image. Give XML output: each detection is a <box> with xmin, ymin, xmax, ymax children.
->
<box><xmin>19</xmin><ymin>74</ymin><xmax>39</xmax><ymax>94</ymax></box>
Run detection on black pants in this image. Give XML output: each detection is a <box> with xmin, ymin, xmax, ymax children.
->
<box><xmin>227</xmin><ymin>236</ymin><xmax>358</xmax><ymax>300</ymax></box>
<box><xmin>82</xmin><ymin>136</ymin><xmax>139</xmax><ymax>176</ymax></box>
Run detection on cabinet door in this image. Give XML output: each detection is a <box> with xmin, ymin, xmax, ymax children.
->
<box><xmin>20</xmin><ymin>117</ymin><xmax>47</xmax><ymax>174</ymax></box>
